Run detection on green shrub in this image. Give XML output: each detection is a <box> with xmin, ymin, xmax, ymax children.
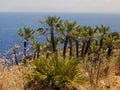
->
<box><xmin>24</xmin><ymin>55</ymin><xmax>87</xmax><ymax>90</ymax></box>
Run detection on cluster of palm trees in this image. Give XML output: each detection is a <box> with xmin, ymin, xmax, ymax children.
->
<box><xmin>17</xmin><ymin>16</ymin><xmax>119</xmax><ymax>61</ymax></box>
<box><xmin>17</xmin><ymin>16</ymin><xmax>120</xmax><ymax>89</ymax></box>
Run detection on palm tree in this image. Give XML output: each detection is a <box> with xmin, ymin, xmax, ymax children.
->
<box><xmin>111</xmin><ymin>32</ymin><xmax>120</xmax><ymax>49</ymax></box>
<box><xmin>106</xmin><ymin>32</ymin><xmax>119</xmax><ymax>57</ymax></box>
<box><xmin>97</xmin><ymin>25</ymin><xmax>110</xmax><ymax>51</ymax></box>
<box><xmin>81</xmin><ymin>26</ymin><xmax>97</xmax><ymax>57</ymax></box>
<box><xmin>62</xmin><ymin>20</ymin><xmax>77</xmax><ymax>57</ymax></box>
<box><xmin>18</xmin><ymin>27</ymin><xmax>35</xmax><ymax>57</ymax></box>
<box><xmin>80</xmin><ymin>26</ymin><xmax>88</xmax><ymax>58</ymax></box>
<box><xmin>73</xmin><ymin>25</ymin><xmax>82</xmax><ymax>58</ymax></box>
<box><xmin>13</xmin><ymin>44</ymin><xmax>20</xmax><ymax>65</ymax></box>
<box><xmin>38</xmin><ymin>16</ymin><xmax>62</xmax><ymax>53</ymax></box>
<box><xmin>31</xmin><ymin>41</ymin><xmax>42</xmax><ymax>59</ymax></box>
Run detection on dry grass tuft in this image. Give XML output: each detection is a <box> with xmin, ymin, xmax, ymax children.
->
<box><xmin>0</xmin><ymin>64</ymin><xmax>24</xmax><ymax>90</ymax></box>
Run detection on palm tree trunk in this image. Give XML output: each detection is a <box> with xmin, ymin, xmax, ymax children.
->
<box><xmin>63</xmin><ymin>36</ymin><xmax>68</xmax><ymax>57</ymax></box>
<box><xmin>37</xmin><ymin>46</ymin><xmax>40</xmax><ymax>59</ymax></box>
<box><xmin>81</xmin><ymin>41</ymin><xmax>86</xmax><ymax>57</ymax></box>
<box><xmin>107</xmin><ymin>43</ymin><xmax>112</xmax><ymax>57</ymax></box>
<box><xmin>69</xmin><ymin>40</ymin><xmax>73</xmax><ymax>56</ymax></box>
<box><xmin>13</xmin><ymin>49</ymin><xmax>18</xmax><ymax>65</ymax></box>
<box><xmin>33</xmin><ymin>51</ymin><xmax>36</xmax><ymax>60</ymax></box>
<box><xmin>99</xmin><ymin>38</ymin><xmax>103</xmax><ymax>50</ymax></box>
<box><xmin>24</xmin><ymin>40</ymin><xmax>27</xmax><ymax>57</ymax></box>
<box><xmin>51</xmin><ymin>27</ymin><xmax>56</xmax><ymax>52</ymax></box>
<box><xmin>76</xmin><ymin>40</ymin><xmax>79</xmax><ymax>58</ymax></box>
<box><xmin>84</xmin><ymin>39</ymin><xmax>91</xmax><ymax>56</ymax></box>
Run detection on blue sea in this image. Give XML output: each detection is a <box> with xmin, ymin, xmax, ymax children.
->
<box><xmin>0</xmin><ymin>13</ymin><xmax>120</xmax><ymax>59</ymax></box>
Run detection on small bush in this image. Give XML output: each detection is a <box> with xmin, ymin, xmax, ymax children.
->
<box><xmin>24</xmin><ymin>55</ymin><xmax>87</xmax><ymax>90</ymax></box>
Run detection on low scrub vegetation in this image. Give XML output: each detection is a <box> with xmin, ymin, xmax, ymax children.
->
<box><xmin>24</xmin><ymin>56</ymin><xmax>87</xmax><ymax>90</ymax></box>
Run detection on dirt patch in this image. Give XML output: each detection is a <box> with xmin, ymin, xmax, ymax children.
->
<box><xmin>104</xmin><ymin>75</ymin><xmax>120</xmax><ymax>90</ymax></box>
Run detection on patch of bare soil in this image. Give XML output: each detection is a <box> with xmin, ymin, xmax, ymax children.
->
<box><xmin>104</xmin><ymin>75</ymin><xmax>120</xmax><ymax>90</ymax></box>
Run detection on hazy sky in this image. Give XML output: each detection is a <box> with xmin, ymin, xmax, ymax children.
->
<box><xmin>0</xmin><ymin>0</ymin><xmax>120</xmax><ymax>13</ymax></box>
